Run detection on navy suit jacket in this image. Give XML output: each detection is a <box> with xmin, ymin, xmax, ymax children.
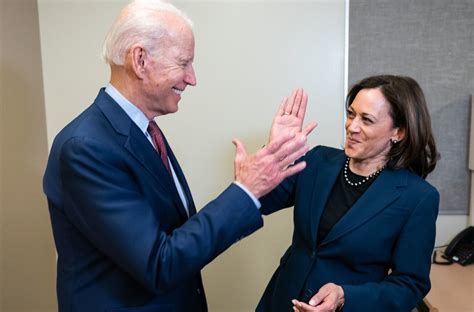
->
<box><xmin>43</xmin><ymin>89</ymin><xmax>263</xmax><ymax>312</ymax></box>
<box><xmin>257</xmin><ymin>146</ymin><xmax>439</xmax><ymax>312</ymax></box>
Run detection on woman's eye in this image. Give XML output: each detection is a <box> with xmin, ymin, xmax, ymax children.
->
<box><xmin>363</xmin><ymin>117</ymin><xmax>373</xmax><ymax>124</ymax></box>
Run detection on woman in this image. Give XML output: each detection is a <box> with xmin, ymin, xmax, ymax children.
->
<box><xmin>257</xmin><ymin>75</ymin><xmax>439</xmax><ymax>312</ymax></box>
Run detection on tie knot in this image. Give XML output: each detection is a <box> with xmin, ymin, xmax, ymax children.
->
<box><xmin>148</xmin><ymin>120</ymin><xmax>160</xmax><ymax>135</ymax></box>
<box><xmin>147</xmin><ymin>120</ymin><xmax>171</xmax><ymax>175</ymax></box>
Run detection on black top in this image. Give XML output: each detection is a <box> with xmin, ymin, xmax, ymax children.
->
<box><xmin>317</xmin><ymin>165</ymin><xmax>379</xmax><ymax>245</ymax></box>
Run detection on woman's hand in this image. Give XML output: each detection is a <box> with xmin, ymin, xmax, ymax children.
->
<box><xmin>292</xmin><ymin>283</ymin><xmax>344</xmax><ymax>312</ymax></box>
<box><xmin>268</xmin><ymin>88</ymin><xmax>317</xmax><ymax>145</ymax></box>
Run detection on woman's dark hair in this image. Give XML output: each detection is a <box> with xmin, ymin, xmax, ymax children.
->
<box><xmin>346</xmin><ymin>75</ymin><xmax>439</xmax><ymax>178</ymax></box>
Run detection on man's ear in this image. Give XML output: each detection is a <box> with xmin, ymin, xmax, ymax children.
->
<box><xmin>130</xmin><ymin>45</ymin><xmax>147</xmax><ymax>79</ymax></box>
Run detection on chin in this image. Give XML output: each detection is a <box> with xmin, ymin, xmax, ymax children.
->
<box><xmin>165</xmin><ymin>102</ymin><xmax>179</xmax><ymax>114</ymax></box>
<box><xmin>344</xmin><ymin>146</ymin><xmax>357</xmax><ymax>159</ymax></box>
<box><xmin>169</xmin><ymin>106</ymin><xmax>179</xmax><ymax>113</ymax></box>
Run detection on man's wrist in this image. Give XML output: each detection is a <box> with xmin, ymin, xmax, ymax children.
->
<box><xmin>233</xmin><ymin>181</ymin><xmax>261</xmax><ymax>209</ymax></box>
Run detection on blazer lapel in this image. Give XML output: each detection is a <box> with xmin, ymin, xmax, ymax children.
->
<box><xmin>125</xmin><ymin>127</ymin><xmax>190</xmax><ymax>220</ymax></box>
<box><xmin>308</xmin><ymin>152</ymin><xmax>346</xmax><ymax>247</ymax></box>
<box><xmin>163</xmin><ymin>136</ymin><xmax>197</xmax><ymax>216</ymax></box>
<box><xmin>319</xmin><ymin>169</ymin><xmax>407</xmax><ymax>247</ymax></box>
<box><xmin>95</xmin><ymin>89</ymin><xmax>190</xmax><ymax>220</ymax></box>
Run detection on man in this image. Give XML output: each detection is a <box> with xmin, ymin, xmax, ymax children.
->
<box><xmin>43</xmin><ymin>1</ymin><xmax>313</xmax><ymax>311</ymax></box>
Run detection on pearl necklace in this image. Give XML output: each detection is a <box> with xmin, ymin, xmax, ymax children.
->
<box><xmin>344</xmin><ymin>157</ymin><xmax>386</xmax><ymax>187</ymax></box>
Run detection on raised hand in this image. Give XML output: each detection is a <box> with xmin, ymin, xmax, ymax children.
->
<box><xmin>268</xmin><ymin>88</ymin><xmax>317</xmax><ymax>145</ymax></box>
<box><xmin>233</xmin><ymin>131</ymin><xmax>308</xmax><ymax>198</ymax></box>
<box><xmin>292</xmin><ymin>283</ymin><xmax>344</xmax><ymax>312</ymax></box>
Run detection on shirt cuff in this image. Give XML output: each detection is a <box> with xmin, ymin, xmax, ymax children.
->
<box><xmin>233</xmin><ymin>181</ymin><xmax>261</xmax><ymax>209</ymax></box>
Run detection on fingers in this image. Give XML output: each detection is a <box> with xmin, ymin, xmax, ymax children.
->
<box><xmin>278</xmin><ymin>141</ymin><xmax>308</xmax><ymax>171</ymax></box>
<box><xmin>264</xmin><ymin>131</ymin><xmax>296</xmax><ymax>155</ymax></box>
<box><xmin>308</xmin><ymin>292</ymin><xmax>324</xmax><ymax>306</ymax></box>
<box><xmin>232</xmin><ymin>138</ymin><xmax>247</xmax><ymax>163</ymax></box>
<box><xmin>277</xmin><ymin>96</ymin><xmax>289</xmax><ymax>116</ymax></box>
<box><xmin>273</xmin><ymin>133</ymin><xmax>307</xmax><ymax>165</ymax></box>
<box><xmin>283</xmin><ymin>88</ymin><xmax>305</xmax><ymax>116</ymax></box>
<box><xmin>281</xmin><ymin>161</ymin><xmax>306</xmax><ymax>178</ymax></box>
<box><xmin>305</xmin><ymin>283</ymin><xmax>344</xmax><ymax>312</ymax></box>
<box><xmin>283</xmin><ymin>89</ymin><xmax>298</xmax><ymax>115</ymax></box>
<box><xmin>292</xmin><ymin>299</ymin><xmax>319</xmax><ymax>312</ymax></box>
<box><xmin>296</xmin><ymin>91</ymin><xmax>308</xmax><ymax>119</ymax></box>
<box><xmin>292</xmin><ymin>88</ymin><xmax>303</xmax><ymax>117</ymax></box>
<box><xmin>303</xmin><ymin>122</ymin><xmax>318</xmax><ymax>136</ymax></box>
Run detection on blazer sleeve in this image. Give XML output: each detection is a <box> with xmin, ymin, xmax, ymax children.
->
<box><xmin>259</xmin><ymin>173</ymin><xmax>298</xmax><ymax>215</ymax></box>
<box><xmin>341</xmin><ymin>186</ymin><xmax>439</xmax><ymax>311</ymax></box>
<box><xmin>259</xmin><ymin>146</ymin><xmax>323</xmax><ymax>215</ymax></box>
<box><xmin>58</xmin><ymin>136</ymin><xmax>263</xmax><ymax>293</ymax></box>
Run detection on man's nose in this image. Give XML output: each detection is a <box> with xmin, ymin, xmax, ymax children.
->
<box><xmin>185</xmin><ymin>64</ymin><xmax>197</xmax><ymax>86</ymax></box>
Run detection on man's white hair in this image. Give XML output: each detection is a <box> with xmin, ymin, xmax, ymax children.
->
<box><xmin>102</xmin><ymin>0</ymin><xmax>193</xmax><ymax>66</ymax></box>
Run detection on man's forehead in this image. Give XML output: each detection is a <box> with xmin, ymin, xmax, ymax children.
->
<box><xmin>159</xmin><ymin>11</ymin><xmax>192</xmax><ymax>32</ymax></box>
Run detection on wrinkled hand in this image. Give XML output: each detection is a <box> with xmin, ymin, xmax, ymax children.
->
<box><xmin>292</xmin><ymin>283</ymin><xmax>344</xmax><ymax>312</ymax></box>
<box><xmin>233</xmin><ymin>131</ymin><xmax>308</xmax><ymax>198</ymax></box>
<box><xmin>268</xmin><ymin>88</ymin><xmax>317</xmax><ymax>144</ymax></box>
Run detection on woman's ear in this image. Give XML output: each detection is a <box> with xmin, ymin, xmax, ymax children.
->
<box><xmin>130</xmin><ymin>45</ymin><xmax>147</xmax><ymax>79</ymax></box>
<box><xmin>394</xmin><ymin>127</ymin><xmax>406</xmax><ymax>142</ymax></box>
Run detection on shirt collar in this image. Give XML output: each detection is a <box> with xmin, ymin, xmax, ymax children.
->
<box><xmin>105</xmin><ymin>83</ymin><xmax>150</xmax><ymax>135</ymax></box>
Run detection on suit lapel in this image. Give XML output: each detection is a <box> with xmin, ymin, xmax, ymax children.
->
<box><xmin>163</xmin><ymin>135</ymin><xmax>197</xmax><ymax>216</ymax></box>
<box><xmin>95</xmin><ymin>89</ymin><xmax>190</xmax><ymax>220</ymax></box>
<box><xmin>308</xmin><ymin>152</ymin><xmax>346</xmax><ymax>247</ymax></box>
<box><xmin>319</xmin><ymin>168</ymin><xmax>407</xmax><ymax>247</ymax></box>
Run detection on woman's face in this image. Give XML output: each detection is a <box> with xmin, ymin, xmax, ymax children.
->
<box><xmin>344</xmin><ymin>88</ymin><xmax>403</xmax><ymax>165</ymax></box>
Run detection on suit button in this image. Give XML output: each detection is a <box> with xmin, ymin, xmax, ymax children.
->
<box><xmin>197</xmin><ymin>288</ymin><xmax>202</xmax><ymax>295</ymax></box>
<box><xmin>310</xmin><ymin>251</ymin><xmax>316</xmax><ymax>259</ymax></box>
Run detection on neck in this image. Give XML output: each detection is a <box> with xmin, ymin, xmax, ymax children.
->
<box><xmin>109</xmin><ymin>66</ymin><xmax>155</xmax><ymax>120</ymax></box>
<box><xmin>349</xmin><ymin>156</ymin><xmax>387</xmax><ymax>176</ymax></box>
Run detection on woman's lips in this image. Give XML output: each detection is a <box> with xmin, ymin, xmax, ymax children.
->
<box><xmin>346</xmin><ymin>137</ymin><xmax>360</xmax><ymax>145</ymax></box>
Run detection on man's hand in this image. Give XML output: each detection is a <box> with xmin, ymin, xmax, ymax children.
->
<box><xmin>233</xmin><ymin>131</ymin><xmax>308</xmax><ymax>198</ymax></box>
<box><xmin>268</xmin><ymin>88</ymin><xmax>317</xmax><ymax>144</ymax></box>
<box><xmin>292</xmin><ymin>283</ymin><xmax>344</xmax><ymax>312</ymax></box>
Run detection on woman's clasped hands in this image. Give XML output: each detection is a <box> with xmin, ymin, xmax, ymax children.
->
<box><xmin>292</xmin><ymin>283</ymin><xmax>344</xmax><ymax>312</ymax></box>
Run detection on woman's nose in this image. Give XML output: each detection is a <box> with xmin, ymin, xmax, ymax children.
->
<box><xmin>346</xmin><ymin>118</ymin><xmax>360</xmax><ymax>133</ymax></box>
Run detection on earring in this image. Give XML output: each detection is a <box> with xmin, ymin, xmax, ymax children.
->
<box><xmin>391</xmin><ymin>138</ymin><xmax>398</xmax><ymax>144</ymax></box>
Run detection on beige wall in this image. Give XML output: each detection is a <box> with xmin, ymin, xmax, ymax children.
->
<box><xmin>0</xmin><ymin>0</ymin><xmax>57</xmax><ymax>311</ymax></box>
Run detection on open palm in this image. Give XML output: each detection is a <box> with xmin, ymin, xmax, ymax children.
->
<box><xmin>268</xmin><ymin>88</ymin><xmax>317</xmax><ymax>144</ymax></box>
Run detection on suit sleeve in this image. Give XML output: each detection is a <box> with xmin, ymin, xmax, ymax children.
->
<box><xmin>259</xmin><ymin>146</ymin><xmax>322</xmax><ymax>215</ymax></box>
<box><xmin>59</xmin><ymin>136</ymin><xmax>263</xmax><ymax>293</ymax></box>
<box><xmin>259</xmin><ymin>173</ymin><xmax>297</xmax><ymax>215</ymax></box>
<box><xmin>341</xmin><ymin>187</ymin><xmax>439</xmax><ymax>311</ymax></box>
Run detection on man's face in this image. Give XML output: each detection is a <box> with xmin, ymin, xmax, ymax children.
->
<box><xmin>141</xmin><ymin>24</ymin><xmax>196</xmax><ymax>118</ymax></box>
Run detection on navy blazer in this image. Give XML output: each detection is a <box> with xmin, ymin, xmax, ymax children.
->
<box><xmin>43</xmin><ymin>89</ymin><xmax>263</xmax><ymax>312</ymax></box>
<box><xmin>257</xmin><ymin>146</ymin><xmax>439</xmax><ymax>312</ymax></box>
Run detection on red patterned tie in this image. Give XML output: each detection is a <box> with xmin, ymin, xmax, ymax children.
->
<box><xmin>148</xmin><ymin>120</ymin><xmax>171</xmax><ymax>175</ymax></box>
